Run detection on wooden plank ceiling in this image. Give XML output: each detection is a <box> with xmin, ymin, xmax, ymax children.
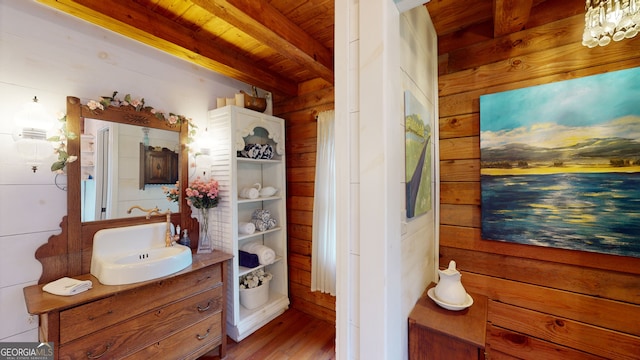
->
<box><xmin>35</xmin><ymin>0</ymin><xmax>585</xmax><ymax>96</ymax></box>
<box><xmin>426</xmin><ymin>0</ymin><xmax>585</xmax><ymax>56</ymax></box>
<box><xmin>36</xmin><ymin>0</ymin><xmax>335</xmax><ymax>97</ymax></box>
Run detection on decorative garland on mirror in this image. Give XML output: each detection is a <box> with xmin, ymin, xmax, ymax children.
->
<box><xmin>49</xmin><ymin>91</ymin><xmax>197</xmax><ymax>173</ymax></box>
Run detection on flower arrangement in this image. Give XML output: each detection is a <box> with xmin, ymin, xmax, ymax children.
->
<box><xmin>94</xmin><ymin>91</ymin><xmax>193</xmax><ymax>127</ymax></box>
<box><xmin>239</xmin><ymin>268</ymin><xmax>272</xmax><ymax>289</ymax></box>
<box><xmin>49</xmin><ymin>91</ymin><xmax>198</xmax><ymax>173</ymax></box>
<box><xmin>185</xmin><ymin>177</ymin><xmax>220</xmax><ymax>209</ymax></box>
<box><xmin>162</xmin><ymin>181</ymin><xmax>180</xmax><ymax>203</ymax></box>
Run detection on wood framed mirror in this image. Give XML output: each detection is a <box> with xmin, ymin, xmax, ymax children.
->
<box><xmin>35</xmin><ymin>96</ymin><xmax>198</xmax><ymax>284</ymax></box>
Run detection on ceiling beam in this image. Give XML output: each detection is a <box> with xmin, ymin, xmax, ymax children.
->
<box><xmin>36</xmin><ymin>0</ymin><xmax>298</xmax><ymax>95</ymax></box>
<box><xmin>493</xmin><ymin>0</ymin><xmax>533</xmax><ymax>37</ymax></box>
<box><xmin>191</xmin><ymin>0</ymin><xmax>334</xmax><ymax>85</ymax></box>
<box><xmin>426</xmin><ymin>0</ymin><xmax>494</xmax><ymax>36</ymax></box>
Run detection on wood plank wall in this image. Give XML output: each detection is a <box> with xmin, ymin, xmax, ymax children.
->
<box><xmin>273</xmin><ymin>79</ymin><xmax>336</xmax><ymax>324</ymax></box>
<box><xmin>437</xmin><ymin>13</ymin><xmax>640</xmax><ymax>358</ymax></box>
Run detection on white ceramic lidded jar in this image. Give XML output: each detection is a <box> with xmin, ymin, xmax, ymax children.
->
<box><xmin>434</xmin><ymin>260</ymin><xmax>467</xmax><ymax>305</ymax></box>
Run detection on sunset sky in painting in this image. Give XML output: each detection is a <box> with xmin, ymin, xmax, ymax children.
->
<box><xmin>480</xmin><ymin>67</ymin><xmax>640</xmax><ymax>150</ymax></box>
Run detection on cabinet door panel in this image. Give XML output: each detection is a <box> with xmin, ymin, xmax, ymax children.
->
<box><xmin>409</xmin><ymin>325</ymin><xmax>480</xmax><ymax>360</ymax></box>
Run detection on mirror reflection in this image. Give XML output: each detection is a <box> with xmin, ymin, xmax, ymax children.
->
<box><xmin>81</xmin><ymin>118</ymin><xmax>179</xmax><ymax>222</ymax></box>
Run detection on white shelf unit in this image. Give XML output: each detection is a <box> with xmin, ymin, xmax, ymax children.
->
<box><xmin>207</xmin><ymin>106</ymin><xmax>289</xmax><ymax>342</ymax></box>
<box><xmin>80</xmin><ymin>134</ymin><xmax>95</xmax><ymax>179</ymax></box>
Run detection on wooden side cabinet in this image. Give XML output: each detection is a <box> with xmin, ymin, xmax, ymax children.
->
<box><xmin>409</xmin><ymin>283</ymin><xmax>487</xmax><ymax>360</ymax></box>
<box><xmin>139</xmin><ymin>143</ymin><xmax>178</xmax><ymax>189</ymax></box>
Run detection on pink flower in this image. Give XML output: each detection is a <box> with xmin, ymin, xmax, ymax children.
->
<box><xmin>184</xmin><ymin>177</ymin><xmax>220</xmax><ymax>209</ymax></box>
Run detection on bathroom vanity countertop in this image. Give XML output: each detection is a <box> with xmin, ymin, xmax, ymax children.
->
<box><xmin>24</xmin><ymin>250</ymin><xmax>232</xmax><ymax>315</ymax></box>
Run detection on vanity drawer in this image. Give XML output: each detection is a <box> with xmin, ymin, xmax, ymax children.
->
<box><xmin>59</xmin><ymin>286</ymin><xmax>222</xmax><ymax>359</ymax></box>
<box><xmin>60</xmin><ymin>263</ymin><xmax>222</xmax><ymax>343</ymax></box>
<box><xmin>125</xmin><ymin>313</ymin><xmax>223</xmax><ymax>360</ymax></box>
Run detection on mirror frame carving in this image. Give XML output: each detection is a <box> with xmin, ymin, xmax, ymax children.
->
<box><xmin>35</xmin><ymin>96</ymin><xmax>197</xmax><ymax>284</ymax></box>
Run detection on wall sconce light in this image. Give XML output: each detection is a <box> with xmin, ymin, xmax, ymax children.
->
<box><xmin>13</xmin><ymin>96</ymin><xmax>54</xmax><ymax>172</ymax></box>
<box><xmin>583</xmin><ymin>0</ymin><xmax>640</xmax><ymax>47</ymax></box>
<box><xmin>193</xmin><ymin>127</ymin><xmax>211</xmax><ymax>156</ymax></box>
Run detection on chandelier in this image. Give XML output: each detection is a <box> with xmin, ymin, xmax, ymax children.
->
<box><xmin>583</xmin><ymin>0</ymin><xmax>640</xmax><ymax>47</ymax></box>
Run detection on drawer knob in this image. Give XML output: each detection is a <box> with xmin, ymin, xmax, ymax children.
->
<box><xmin>196</xmin><ymin>328</ymin><xmax>211</xmax><ymax>340</ymax></box>
<box><xmin>197</xmin><ymin>300</ymin><xmax>212</xmax><ymax>312</ymax></box>
<box><xmin>86</xmin><ymin>343</ymin><xmax>111</xmax><ymax>359</ymax></box>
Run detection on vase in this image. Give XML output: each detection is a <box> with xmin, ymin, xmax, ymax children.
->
<box><xmin>239</xmin><ymin>278</ymin><xmax>270</xmax><ymax>309</ymax></box>
<box><xmin>196</xmin><ymin>207</ymin><xmax>213</xmax><ymax>254</ymax></box>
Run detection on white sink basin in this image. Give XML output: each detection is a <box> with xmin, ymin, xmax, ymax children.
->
<box><xmin>91</xmin><ymin>223</ymin><xmax>192</xmax><ymax>285</ymax></box>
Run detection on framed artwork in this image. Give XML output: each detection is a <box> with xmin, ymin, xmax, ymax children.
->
<box><xmin>480</xmin><ymin>67</ymin><xmax>640</xmax><ymax>258</ymax></box>
<box><xmin>405</xmin><ymin>91</ymin><xmax>432</xmax><ymax>218</ymax></box>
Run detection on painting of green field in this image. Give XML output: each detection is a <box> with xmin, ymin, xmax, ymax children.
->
<box><xmin>405</xmin><ymin>91</ymin><xmax>432</xmax><ymax>218</ymax></box>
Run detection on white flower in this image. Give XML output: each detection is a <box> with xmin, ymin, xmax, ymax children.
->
<box><xmin>86</xmin><ymin>100</ymin><xmax>104</xmax><ymax>110</ymax></box>
<box><xmin>240</xmin><ymin>269</ymin><xmax>272</xmax><ymax>289</ymax></box>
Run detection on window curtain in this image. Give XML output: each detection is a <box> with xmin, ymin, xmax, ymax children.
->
<box><xmin>311</xmin><ymin>110</ymin><xmax>336</xmax><ymax>295</ymax></box>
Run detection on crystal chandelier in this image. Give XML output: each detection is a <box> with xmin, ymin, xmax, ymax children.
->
<box><xmin>583</xmin><ymin>0</ymin><xmax>640</xmax><ymax>48</ymax></box>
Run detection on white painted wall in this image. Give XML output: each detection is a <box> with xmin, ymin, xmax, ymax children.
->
<box><xmin>335</xmin><ymin>1</ymin><xmax>437</xmax><ymax>359</ymax></box>
<box><xmin>0</xmin><ymin>0</ymin><xmax>247</xmax><ymax>341</ymax></box>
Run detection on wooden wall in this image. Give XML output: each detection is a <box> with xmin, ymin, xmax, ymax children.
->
<box><xmin>437</xmin><ymin>13</ymin><xmax>640</xmax><ymax>359</ymax></box>
<box><xmin>273</xmin><ymin>79</ymin><xmax>336</xmax><ymax>324</ymax></box>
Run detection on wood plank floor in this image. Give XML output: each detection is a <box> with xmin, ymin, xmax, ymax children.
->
<box><xmin>200</xmin><ymin>308</ymin><xmax>336</xmax><ymax>360</ymax></box>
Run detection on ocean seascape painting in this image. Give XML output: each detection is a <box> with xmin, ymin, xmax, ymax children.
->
<box><xmin>405</xmin><ymin>91</ymin><xmax>432</xmax><ymax>219</ymax></box>
<box><xmin>480</xmin><ymin>67</ymin><xmax>640</xmax><ymax>258</ymax></box>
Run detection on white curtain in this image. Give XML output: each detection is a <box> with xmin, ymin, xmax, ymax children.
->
<box><xmin>311</xmin><ymin>110</ymin><xmax>336</xmax><ymax>295</ymax></box>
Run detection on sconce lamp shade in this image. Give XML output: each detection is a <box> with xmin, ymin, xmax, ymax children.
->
<box><xmin>15</xmin><ymin>138</ymin><xmax>54</xmax><ymax>172</ymax></box>
<box><xmin>193</xmin><ymin>129</ymin><xmax>212</xmax><ymax>156</ymax></box>
<box><xmin>13</xmin><ymin>96</ymin><xmax>55</xmax><ymax>172</ymax></box>
<box><xmin>583</xmin><ymin>0</ymin><xmax>640</xmax><ymax>47</ymax></box>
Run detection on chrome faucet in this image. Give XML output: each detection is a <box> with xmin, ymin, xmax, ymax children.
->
<box><xmin>127</xmin><ymin>205</ymin><xmax>179</xmax><ymax>247</ymax></box>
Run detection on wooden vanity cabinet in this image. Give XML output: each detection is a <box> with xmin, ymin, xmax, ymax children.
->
<box><xmin>24</xmin><ymin>252</ymin><xmax>232</xmax><ymax>360</ymax></box>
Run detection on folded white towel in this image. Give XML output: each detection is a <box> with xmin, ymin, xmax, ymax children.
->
<box><xmin>239</xmin><ymin>187</ymin><xmax>259</xmax><ymax>199</ymax></box>
<box><xmin>240</xmin><ymin>243</ymin><xmax>276</xmax><ymax>265</ymax></box>
<box><xmin>43</xmin><ymin>277</ymin><xmax>93</xmax><ymax>296</ymax></box>
<box><xmin>239</xmin><ymin>222</ymin><xmax>256</xmax><ymax>235</ymax></box>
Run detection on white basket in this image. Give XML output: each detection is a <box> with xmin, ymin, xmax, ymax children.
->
<box><xmin>239</xmin><ymin>279</ymin><xmax>270</xmax><ymax>309</ymax></box>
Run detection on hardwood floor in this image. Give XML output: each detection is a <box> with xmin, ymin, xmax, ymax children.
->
<box><xmin>200</xmin><ymin>308</ymin><xmax>336</xmax><ymax>360</ymax></box>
